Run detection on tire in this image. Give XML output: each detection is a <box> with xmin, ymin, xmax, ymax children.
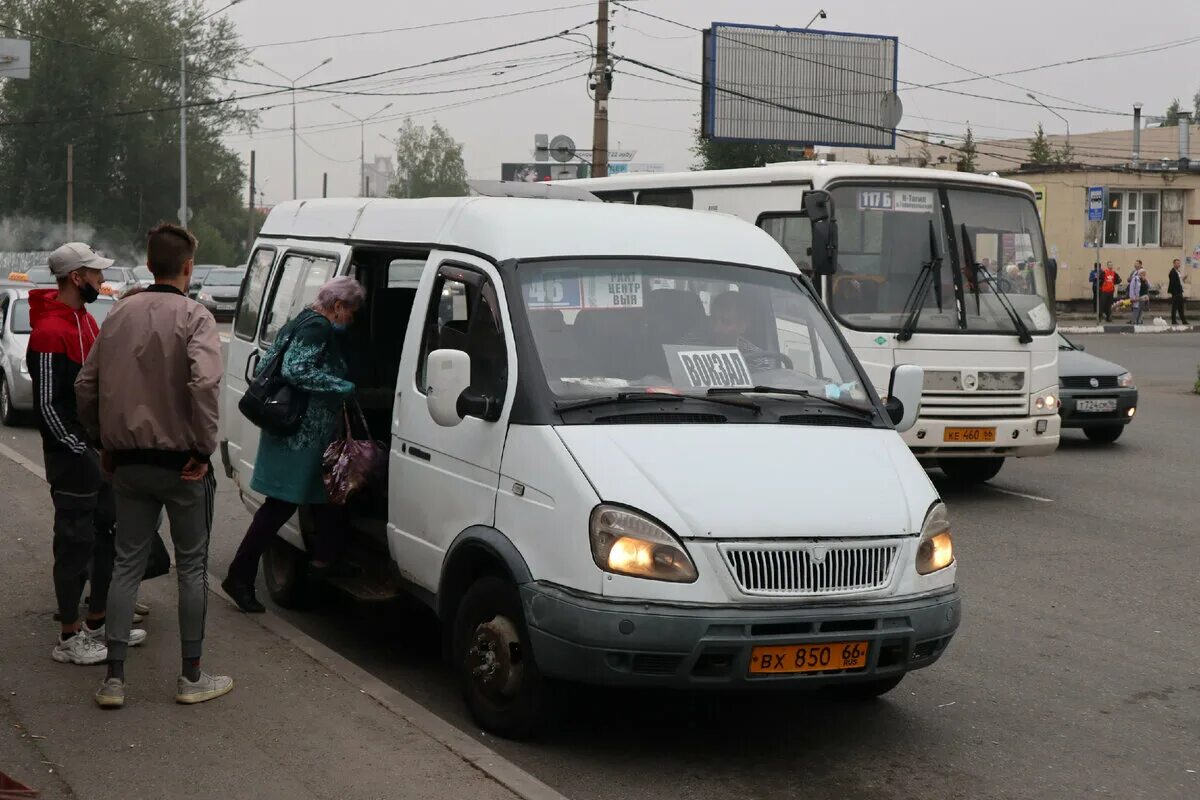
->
<box><xmin>261</xmin><ymin>536</ymin><xmax>311</xmax><ymax>609</ymax></box>
<box><xmin>452</xmin><ymin>575</ymin><xmax>557</xmax><ymax>740</ymax></box>
<box><xmin>0</xmin><ymin>374</ymin><xmax>17</xmax><ymax>427</ymax></box>
<box><xmin>938</xmin><ymin>457</ymin><xmax>1005</xmax><ymax>485</ymax></box>
<box><xmin>1083</xmin><ymin>425</ymin><xmax>1124</xmax><ymax>444</ymax></box>
<box><xmin>829</xmin><ymin>675</ymin><xmax>905</xmax><ymax>701</ymax></box>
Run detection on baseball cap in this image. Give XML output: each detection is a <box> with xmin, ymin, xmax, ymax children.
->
<box><xmin>47</xmin><ymin>242</ymin><xmax>114</xmax><ymax>278</ymax></box>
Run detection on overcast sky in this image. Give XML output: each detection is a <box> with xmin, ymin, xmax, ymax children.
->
<box><xmin>214</xmin><ymin>0</ymin><xmax>1200</xmax><ymax>204</ymax></box>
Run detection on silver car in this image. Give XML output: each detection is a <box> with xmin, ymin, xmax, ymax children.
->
<box><xmin>0</xmin><ymin>287</ymin><xmax>115</xmax><ymax>426</ymax></box>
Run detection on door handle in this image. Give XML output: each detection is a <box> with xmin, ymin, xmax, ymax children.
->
<box><xmin>407</xmin><ymin>446</ymin><xmax>431</xmax><ymax>462</ymax></box>
<box><xmin>244</xmin><ymin>350</ymin><xmax>261</xmax><ymax>382</ymax></box>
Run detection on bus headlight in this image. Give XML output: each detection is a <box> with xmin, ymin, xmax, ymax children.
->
<box><xmin>916</xmin><ymin>502</ymin><xmax>954</xmax><ymax>575</ymax></box>
<box><xmin>1032</xmin><ymin>387</ymin><xmax>1059</xmax><ymax>414</ymax></box>
<box><xmin>589</xmin><ymin>504</ymin><xmax>697</xmax><ymax>583</ymax></box>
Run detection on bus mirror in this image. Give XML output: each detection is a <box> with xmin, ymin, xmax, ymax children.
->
<box><xmin>804</xmin><ymin>190</ymin><xmax>838</xmax><ymax>276</ymax></box>
<box><xmin>886</xmin><ymin>364</ymin><xmax>923</xmax><ymax>432</ymax></box>
<box><xmin>426</xmin><ymin>349</ymin><xmax>471</xmax><ymax>427</ymax></box>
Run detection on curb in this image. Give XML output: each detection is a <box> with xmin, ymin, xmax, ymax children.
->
<box><xmin>1060</xmin><ymin>324</ymin><xmax>1194</xmax><ymax>334</ymax></box>
<box><xmin>0</xmin><ymin>441</ymin><xmax>567</xmax><ymax>800</ymax></box>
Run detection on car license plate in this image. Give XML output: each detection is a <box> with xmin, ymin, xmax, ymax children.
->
<box><xmin>748</xmin><ymin>641</ymin><xmax>869</xmax><ymax>675</ymax></box>
<box><xmin>943</xmin><ymin>426</ymin><xmax>996</xmax><ymax>443</ymax></box>
<box><xmin>218</xmin><ymin>303</ymin><xmax>235</xmax><ymax>311</ymax></box>
<box><xmin>1077</xmin><ymin>398</ymin><xmax>1117</xmax><ymax>413</ymax></box>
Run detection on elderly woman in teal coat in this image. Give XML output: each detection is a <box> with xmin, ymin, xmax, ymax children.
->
<box><xmin>222</xmin><ymin>276</ymin><xmax>365</xmax><ymax>613</ymax></box>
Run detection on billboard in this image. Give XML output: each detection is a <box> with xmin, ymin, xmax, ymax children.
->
<box><xmin>501</xmin><ymin>163</ymin><xmax>590</xmax><ymax>182</ymax></box>
<box><xmin>701</xmin><ymin>23</ymin><xmax>899</xmax><ymax>148</ymax></box>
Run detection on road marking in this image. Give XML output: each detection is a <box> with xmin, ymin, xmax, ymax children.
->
<box><xmin>0</xmin><ymin>441</ymin><xmax>45</xmax><ymax>480</ymax></box>
<box><xmin>985</xmin><ymin>486</ymin><xmax>1054</xmax><ymax>503</ymax></box>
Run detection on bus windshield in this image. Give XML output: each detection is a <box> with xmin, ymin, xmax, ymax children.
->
<box><xmin>827</xmin><ymin>184</ymin><xmax>1054</xmax><ymax>336</ymax></box>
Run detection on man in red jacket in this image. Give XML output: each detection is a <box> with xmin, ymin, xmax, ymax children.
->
<box><xmin>28</xmin><ymin>243</ymin><xmax>146</xmax><ymax>666</ymax></box>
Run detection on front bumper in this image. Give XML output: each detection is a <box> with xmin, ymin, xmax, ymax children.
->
<box><xmin>1058</xmin><ymin>388</ymin><xmax>1137</xmax><ymax>428</ymax></box>
<box><xmin>199</xmin><ymin>299</ymin><xmax>239</xmax><ymax>320</ymax></box>
<box><xmin>906</xmin><ymin>414</ymin><xmax>1060</xmax><ymax>460</ymax></box>
<box><xmin>522</xmin><ymin>582</ymin><xmax>961</xmax><ymax>688</ymax></box>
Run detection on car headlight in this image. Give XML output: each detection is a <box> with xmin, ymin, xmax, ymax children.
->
<box><xmin>198</xmin><ymin>292</ymin><xmax>213</xmax><ymax>302</ymax></box>
<box><xmin>589</xmin><ymin>504</ymin><xmax>697</xmax><ymax>582</ymax></box>
<box><xmin>916</xmin><ymin>502</ymin><xmax>954</xmax><ymax>575</ymax></box>
<box><xmin>1117</xmin><ymin>371</ymin><xmax>1133</xmax><ymax>388</ymax></box>
<box><xmin>1031</xmin><ymin>386</ymin><xmax>1059</xmax><ymax>414</ymax></box>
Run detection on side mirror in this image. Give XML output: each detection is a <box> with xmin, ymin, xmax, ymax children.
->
<box><xmin>885</xmin><ymin>364</ymin><xmax>923</xmax><ymax>433</ymax></box>
<box><xmin>426</xmin><ymin>349</ymin><xmax>471</xmax><ymax>427</ymax></box>
<box><xmin>803</xmin><ymin>190</ymin><xmax>838</xmax><ymax>276</ymax></box>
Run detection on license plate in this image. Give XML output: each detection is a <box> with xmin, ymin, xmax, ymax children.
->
<box><xmin>1077</xmin><ymin>398</ymin><xmax>1117</xmax><ymax>413</ymax></box>
<box><xmin>218</xmin><ymin>303</ymin><xmax>235</xmax><ymax>311</ymax></box>
<box><xmin>943</xmin><ymin>426</ymin><xmax>996</xmax><ymax>443</ymax></box>
<box><xmin>748</xmin><ymin>641</ymin><xmax>869</xmax><ymax>675</ymax></box>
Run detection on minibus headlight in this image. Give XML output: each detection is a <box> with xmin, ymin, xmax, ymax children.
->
<box><xmin>1117</xmin><ymin>371</ymin><xmax>1133</xmax><ymax>388</ymax></box>
<box><xmin>589</xmin><ymin>504</ymin><xmax>698</xmax><ymax>583</ymax></box>
<box><xmin>1032</xmin><ymin>386</ymin><xmax>1059</xmax><ymax>415</ymax></box>
<box><xmin>916</xmin><ymin>502</ymin><xmax>954</xmax><ymax>576</ymax></box>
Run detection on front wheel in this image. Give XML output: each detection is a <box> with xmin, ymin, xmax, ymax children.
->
<box><xmin>262</xmin><ymin>536</ymin><xmax>311</xmax><ymax>609</ymax></box>
<box><xmin>0</xmin><ymin>374</ymin><xmax>18</xmax><ymax>426</ymax></box>
<box><xmin>828</xmin><ymin>675</ymin><xmax>905</xmax><ymax>701</ymax></box>
<box><xmin>938</xmin><ymin>457</ymin><xmax>1005</xmax><ymax>485</ymax></box>
<box><xmin>1083</xmin><ymin>425</ymin><xmax>1124</xmax><ymax>444</ymax></box>
<box><xmin>452</xmin><ymin>576</ymin><xmax>557</xmax><ymax>740</ymax></box>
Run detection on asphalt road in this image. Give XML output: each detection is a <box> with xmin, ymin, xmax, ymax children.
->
<box><xmin>3</xmin><ymin>332</ymin><xmax>1197</xmax><ymax>799</ymax></box>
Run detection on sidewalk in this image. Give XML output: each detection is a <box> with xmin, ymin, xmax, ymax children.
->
<box><xmin>0</xmin><ymin>455</ymin><xmax>540</xmax><ymax>800</ymax></box>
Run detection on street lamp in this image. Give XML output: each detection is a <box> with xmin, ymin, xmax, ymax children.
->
<box><xmin>332</xmin><ymin>103</ymin><xmax>394</xmax><ymax>197</ymax></box>
<box><xmin>805</xmin><ymin>9</ymin><xmax>827</xmax><ymax>28</ymax></box>
<box><xmin>1027</xmin><ymin>92</ymin><xmax>1071</xmax><ymax>154</ymax></box>
<box><xmin>255</xmin><ymin>57</ymin><xmax>334</xmax><ymax>199</ymax></box>
<box><xmin>180</xmin><ymin>0</ymin><xmax>246</xmax><ymax>227</ymax></box>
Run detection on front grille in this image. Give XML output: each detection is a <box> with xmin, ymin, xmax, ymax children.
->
<box><xmin>630</xmin><ymin>653</ymin><xmax>684</xmax><ymax>675</ymax></box>
<box><xmin>720</xmin><ymin>541</ymin><xmax>899</xmax><ymax>597</ymax></box>
<box><xmin>593</xmin><ymin>413</ymin><xmax>726</xmax><ymax>424</ymax></box>
<box><xmin>1061</xmin><ymin>376</ymin><xmax>1118</xmax><ymax>390</ymax></box>
<box><xmin>779</xmin><ymin>414</ymin><xmax>874</xmax><ymax>428</ymax></box>
<box><xmin>920</xmin><ymin>391</ymin><xmax>1027</xmax><ymax>419</ymax></box>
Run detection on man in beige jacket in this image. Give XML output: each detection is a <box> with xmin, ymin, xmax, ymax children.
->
<box><xmin>76</xmin><ymin>222</ymin><xmax>228</xmax><ymax>709</ymax></box>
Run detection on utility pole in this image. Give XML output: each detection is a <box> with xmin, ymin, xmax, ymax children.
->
<box><xmin>66</xmin><ymin>144</ymin><xmax>74</xmax><ymax>240</ymax></box>
<box><xmin>591</xmin><ymin>0</ymin><xmax>610</xmax><ymax>178</ymax></box>
<box><xmin>247</xmin><ymin>150</ymin><xmax>256</xmax><ymax>253</ymax></box>
<box><xmin>255</xmin><ymin>57</ymin><xmax>334</xmax><ymax>200</ymax></box>
<box><xmin>180</xmin><ymin>45</ymin><xmax>188</xmax><ymax>227</ymax></box>
<box><xmin>332</xmin><ymin>102</ymin><xmax>392</xmax><ymax>197</ymax></box>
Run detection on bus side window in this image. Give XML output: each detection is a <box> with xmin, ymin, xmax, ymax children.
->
<box><xmin>637</xmin><ymin>189</ymin><xmax>693</xmax><ymax>209</ymax></box>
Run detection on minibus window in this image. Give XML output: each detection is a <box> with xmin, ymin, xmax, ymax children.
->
<box><xmin>234</xmin><ymin>247</ymin><xmax>275</xmax><ymax>341</ymax></box>
<box><xmin>260</xmin><ymin>253</ymin><xmax>337</xmax><ymax>345</ymax></box>
<box><xmin>417</xmin><ymin>270</ymin><xmax>507</xmax><ymax>404</ymax></box>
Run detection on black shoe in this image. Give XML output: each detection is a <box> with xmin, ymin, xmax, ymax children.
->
<box><xmin>221</xmin><ymin>577</ymin><xmax>266</xmax><ymax>613</ymax></box>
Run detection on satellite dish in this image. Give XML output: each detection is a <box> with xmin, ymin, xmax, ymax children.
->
<box><xmin>549</xmin><ymin>134</ymin><xmax>577</xmax><ymax>163</ymax></box>
<box><xmin>879</xmin><ymin>91</ymin><xmax>904</xmax><ymax>129</ymax></box>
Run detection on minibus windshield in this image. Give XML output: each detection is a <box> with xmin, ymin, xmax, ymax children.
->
<box><xmin>517</xmin><ymin>258</ymin><xmax>871</xmax><ymax>406</ymax></box>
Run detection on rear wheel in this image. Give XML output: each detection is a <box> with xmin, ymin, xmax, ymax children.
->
<box><xmin>938</xmin><ymin>457</ymin><xmax>1005</xmax><ymax>485</ymax></box>
<box><xmin>262</xmin><ymin>536</ymin><xmax>311</xmax><ymax>609</ymax></box>
<box><xmin>829</xmin><ymin>675</ymin><xmax>905</xmax><ymax>701</ymax></box>
<box><xmin>0</xmin><ymin>374</ymin><xmax>17</xmax><ymax>426</ymax></box>
<box><xmin>452</xmin><ymin>575</ymin><xmax>557</xmax><ymax>740</ymax></box>
<box><xmin>1083</xmin><ymin>425</ymin><xmax>1124</xmax><ymax>443</ymax></box>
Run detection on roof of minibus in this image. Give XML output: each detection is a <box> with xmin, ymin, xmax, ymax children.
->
<box><xmin>565</xmin><ymin>162</ymin><xmax>1036</xmax><ymax>195</ymax></box>
<box><xmin>258</xmin><ymin>196</ymin><xmax>799</xmax><ymax>272</ymax></box>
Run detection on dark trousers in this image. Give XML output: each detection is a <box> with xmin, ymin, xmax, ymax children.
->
<box><xmin>1099</xmin><ymin>292</ymin><xmax>1115</xmax><ymax>322</ymax></box>
<box><xmin>45</xmin><ymin>448</ymin><xmax>115</xmax><ymax>626</ymax></box>
<box><xmin>1171</xmin><ymin>295</ymin><xmax>1189</xmax><ymax>324</ymax></box>
<box><xmin>226</xmin><ymin>497</ymin><xmax>344</xmax><ymax>586</ymax></box>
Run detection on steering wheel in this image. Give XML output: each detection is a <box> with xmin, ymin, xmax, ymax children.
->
<box><xmin>751</xmin><ymin>351</ymin><xmax>794</xmax><ymax>371</ymax></box>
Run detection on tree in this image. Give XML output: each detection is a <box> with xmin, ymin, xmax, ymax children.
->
<box><xmin>1027</xmin><ymin>123</ymin><xmax>1054</xmax><ymax>165</ymax></box>
<box><xmin>915</xmin><ymin>141</ymin><xmax>932</xmax><ymax>168</ymax></box>
<box><xmin>691</xmin><ymin>130</ymin><xmax>795</xmax><ymax>170</ymax></box>
<box><xmin>1194</xmin><ymin>86</ymin><xmax>1200</xmax><ymax>119</ymax></box>
<box><xmin>0</xmin><ymin>0</ymin><xmax>255</xmax><ymax>262</ymax></box>
<box><xmin>1163</xmin><ymin>98</ymin><xmax>1183</xmax><ymax>126</ymax></box>
<box><xmin>1054</xmin><ymin>140</ymin><xmax>1077</xmax><ymax>166</ymax></box>
<box><xmin>385</xmin><ymin>119</ymin><xmax>469</xmax><ymax>199</ymax></box>
<box><xmin>956</xmin><ymin>127</ymin><xmax>978</xmax><ymax>173</ymax></box>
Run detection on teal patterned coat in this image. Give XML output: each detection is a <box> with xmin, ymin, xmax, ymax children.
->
<box><xmin>250</xmin><ymin>308</ymin><xmax>355</xmax><ymax>505</ymax></box>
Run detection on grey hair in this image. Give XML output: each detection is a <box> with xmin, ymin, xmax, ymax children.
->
<box><xmin>313</xmin><ymin>276</ymin><xmax>365</xmax><ymax>311</ymax></box>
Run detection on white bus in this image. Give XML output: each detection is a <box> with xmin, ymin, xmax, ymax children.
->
<box><xmin>564</xmin><ymin>163</ymin><xmax>1060</xmax><ymax>483</ymax></box>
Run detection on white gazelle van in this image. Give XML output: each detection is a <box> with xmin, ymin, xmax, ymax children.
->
<box><xmin>219</xmin><ymin>196</ymin><xmax>961</xmax><ymax>738</ymax></box>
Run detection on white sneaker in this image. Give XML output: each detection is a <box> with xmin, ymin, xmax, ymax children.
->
<box><xmin>83</xmin><ymin>624</ymin><xmax>147</xmax><ymax>647</ymax></box>
<box><xmin>175</xmin><ymin>672</ymin><xmax>234</xmax><ymax>705</ymax></box>
<box><xmin>52</xmin><ymin>632</ymin><xmax>107</xmax><ymax>665</ymax></box>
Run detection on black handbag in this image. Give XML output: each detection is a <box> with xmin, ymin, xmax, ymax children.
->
<box><xmin>238</xmin><ymin>322</ymin><xmax>311</xmax><ymax>436</ymax></box>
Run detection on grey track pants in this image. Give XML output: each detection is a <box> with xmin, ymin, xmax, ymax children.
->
<box><xmin>106</xmin><ymin>465</ymin><xmax>216</xmax><ymax>662</ymax></box>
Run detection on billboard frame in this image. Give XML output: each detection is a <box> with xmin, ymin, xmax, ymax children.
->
<box><xmin>702</xmin><ymin>22</ymin><xmax>899</xmax><ymax>149</ymax></box>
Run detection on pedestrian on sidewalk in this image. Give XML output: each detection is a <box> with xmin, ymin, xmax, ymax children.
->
<box><xmin>1168</xmin><ymin>258</ymin><xmax>1189</xmax><ymax>325</ymax></box>
<box><xmin>221</xmin><ymin>276</ymin><xmax>363</xmax><ymax>614</ymax></box>
<box><xmin>1097</xmin><ymin>261</ymin><xmax>1120</xmax><ymax>322</ymax></box>
<box><xmin>1136</xmin><ymin>260</ymin><xmax>1150</xmax><ymax>324</ymax></box>
<box><xmin>28</xmin><ymin>243</ymin><xmax>147</xmax><ymax>666</ymax></box>
<box><xmin>1128</xmin><ymin>262</ymin><xmax>1144</xmax><ymax>325</ymax></box>
<box><xmin>75</xmin><ymin>223</ymin><xmax>228</xmax><ymax>709</ymax></box>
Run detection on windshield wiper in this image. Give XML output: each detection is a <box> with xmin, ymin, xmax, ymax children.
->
<box><xmin>962</xmin><ymin>223</ymin><xmax>1033</xmax><ymax>344</ymax></box>
<box><xmin>707</xmin><ymin>386</ymin><xmax>875</xmax><ymax>418</ymax></box>
<box><xmin>897</xmin><ymin>220</ymin><xmax>944</xmax><ymax>342</ymax></box>
<box><xmin>555</xmin><ymin>391</ymin><xmax>761</xmax><ymax>414</ymax></box>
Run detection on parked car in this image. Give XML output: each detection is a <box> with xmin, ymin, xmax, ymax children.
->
<box><xmin>133</xmin><ymin>266</ymin><xmax>154</xmax><ymax>288</ymax></box>
<box><xmin>100</xmin><ymin>266</ymin><xmax>138</xmax><ymax>297</ymax></box>
<box><xmin>189</xmin><ymin>265</ymin><xmax>222</xmax><ymax>299</ymax></box>
<box><xmin>4</xmin><ymin>269</ymin><xmax>56</xmax><ymax>287</ymax></box>
<box><xmin>1057</xmin><ymin>332</ymin><xmax>1137</xmax><ymax>442</ymax></box>
<box><xmin>195</xmin><ymin>267</ymin><xmax>245</xmax><ymax>320</ymax></box>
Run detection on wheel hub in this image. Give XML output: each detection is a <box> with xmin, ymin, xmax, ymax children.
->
<box><xmin>467</xmin><ymin>615</ymin><xmax>524</xmax><ymax>699</ymax></box>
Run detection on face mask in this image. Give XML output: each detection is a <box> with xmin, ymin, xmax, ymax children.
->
<box><xmin>79</xmin><ymin>282</ymin><xmax>100</xmax><ymax>304</ymax></box>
